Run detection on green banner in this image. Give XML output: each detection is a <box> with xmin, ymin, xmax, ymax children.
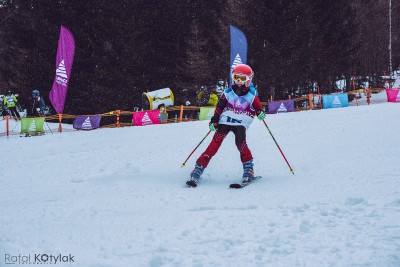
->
<box><xmin>199</xmin><ymin>107</ymin><xmax>215</xmax><ymax>121</ymax></box>
<box><xmin>21</xmin><ymin>117</ymin><xmax>45</xmax><ymax>134</ymax></box>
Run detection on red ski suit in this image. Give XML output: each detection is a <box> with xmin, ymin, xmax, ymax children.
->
<box><xmin>196</xmin><ymin>84</ymin><xmax>263</xmax><ymax>168</ymax></box>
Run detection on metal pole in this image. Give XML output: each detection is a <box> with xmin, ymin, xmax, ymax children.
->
<box><xmin>389</xmin><ymin>0</ymin><xmax>393</xmax><ymax>76</ymax></box>
<box><xmin>181</xmin><ymin>130</ymin><xmax>211</xmax><ymax>167</ymax></box>
<box><xmin>262</xmin><ymin>120</ymin><xmax>294</xmax><ymax>175</ymax></box>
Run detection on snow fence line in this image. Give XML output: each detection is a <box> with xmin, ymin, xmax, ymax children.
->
<box><xmin>0</xmin><ymin>88</ymin><xmax>398</xmax><ymax>138</ymax></box>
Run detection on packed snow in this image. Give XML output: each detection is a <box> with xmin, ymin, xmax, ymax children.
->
<box><xmin>1</xmin><ymin>91</ymin><xmax>400</xmax><ymax>266</ymax></box>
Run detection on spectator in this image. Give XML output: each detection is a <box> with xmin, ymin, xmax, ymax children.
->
<box><xmin>3</xmin><ymin>90</ymin><xmax>21</xmax><ymax>120</ymax></box>
<box><xmin>26</xmin><ymin>90</ymin><xmax>46</xmax><ymax>117</ymax></box>
<box><xmin>1</xmin><ymin>95</ymin><xmax>8</xmax><ymax>118</ymax></box>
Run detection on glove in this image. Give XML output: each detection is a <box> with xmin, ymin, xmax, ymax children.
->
<box><xmin>257</xmin><ymin>111</ymin><xmax>266</xmax><ymax>120</ymax></box>
<box><xmin>209</xmin><ymin>115</ymin><xmax>220</xmax><ymax>131</ymax></box>
<box><xmin>209</xmin><ymin>122</ymin><xmax>217</xmax><ymax>131</ymax></box>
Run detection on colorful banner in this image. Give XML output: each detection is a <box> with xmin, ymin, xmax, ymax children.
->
<box><xmin>386</xmin><ymin>88</ymin><xmax>400</xmax><ymax>102</ymax></box>
<box><xmin>20</xmin><ymin>117</ymin><xmax>45</xmax><ymax>134</ymax></box>
<box><xmin>73</xmin><ymin>116</ymin><xmax>101</xmax><ymax>130</ymax></box>
<box><xmin>133</xmin><ymin>110</ymin><xmax>160</xmax><ymax>126</ymax></box>
<box><xmin>199</xmin><ymin>107</ymin><xmax>215</xmax><ymax>120</ymax></box>
<box><xmin>322</xmin><ymin>93</ymin><xmax>349</xmax><ymax>109</ymax></box>
<box><xmin>230</xmin><ymin>25</ymin><xmax>247</xmax><ymax>85</ymax></box>
<box><xmin>49</xmin><ymin>25</ymin><xmax>75</xmax><ymax>114</ymax></box>
<box><xmin>268</xmin><ymin>100</ymin><xmax>294</xmax><ymax>114</ymax></box>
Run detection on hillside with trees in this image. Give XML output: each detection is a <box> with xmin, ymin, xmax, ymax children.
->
<box><xmin>0</xmin><ymin>0</ymin><xmax>398</xmax><ymax>114</ymax></box>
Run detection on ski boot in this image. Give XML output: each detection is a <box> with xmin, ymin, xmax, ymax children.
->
<box><xmin>190</xmin><ymin>164</ymin><xmax>204</xmax><ymax>183</ymax></box>
<box><xmin>242</xmin><ymin>160</ymin><xmax>254</xmax><ymax>183</ymax></box>
<box><xmin>186</xmin><ymin>164</ymin><xmax>204</xmax><ymax>187</ymax></box>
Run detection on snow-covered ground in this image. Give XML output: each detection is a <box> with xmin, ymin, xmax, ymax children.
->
<box><xmin>1</xmin><ymin>92</ymin><xmax>400</xmax><ymax>266</ymax></box>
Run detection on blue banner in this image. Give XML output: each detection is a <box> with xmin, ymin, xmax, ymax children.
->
<box><xmin>230</xmin><ymin>25</ymin><xmax>247</xmax><ymax>84</ymax></box>
<box><xmin>322</xmin><ymin>93</ymin><xmax>349</xmax><ymax>109</ymax></box>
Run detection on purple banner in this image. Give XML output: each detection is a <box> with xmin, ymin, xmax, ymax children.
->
<box><xmin>73</xmin><ymin>116</ymin><xmax>101</xmax><ymax>130</ymax></box>
<box><xmin>49</xmin><ymin>25</ymin><xmax>75</xmax><ymax>114</ymax></box>
<box><xmin>268</xmin><ymin>100</ymin><xmax>295</xmax><ymax>114</ymax></box>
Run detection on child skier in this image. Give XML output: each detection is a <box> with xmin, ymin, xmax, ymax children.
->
<box><xmin>189</xmin><ymin>64</ymin><xmax>266</xmax><ymax>185</ymax></box>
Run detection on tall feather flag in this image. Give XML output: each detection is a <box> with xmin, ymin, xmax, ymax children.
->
<box><xmin>230</xmin><ymin>25</ymin><xmax>248</xmax><ymax>85</ymax></box>
<box><xmin>49</xmin><ymin>25</ymin><xmax>75</xmax><ymax>133</ymax></box>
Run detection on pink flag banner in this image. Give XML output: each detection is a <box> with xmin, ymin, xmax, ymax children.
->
<box><xmin>133</xmin><ymin>110</ymin><xmax>161</xmax><ymax>126</ymax></box>
<box><xmin>49</xmin><ymin>25</ymin><xmax>75</xmax><ymax>114</ymax></box>
<box><xmin>386</xmin><ymin>88</ymin><xmax>400</xmax><ymax>102</ymax></box>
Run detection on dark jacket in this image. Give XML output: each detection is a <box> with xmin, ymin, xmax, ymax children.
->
<box><xmin>26</xmin><ymin>96</ymin><xmax>46</xmax><ymax>117</ymax></box>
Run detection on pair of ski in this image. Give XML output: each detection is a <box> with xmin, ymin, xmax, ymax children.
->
<box><xmin>186</xmin><ymin>176</ymin><xmax>262</xmax><ymax>189</ymax></box>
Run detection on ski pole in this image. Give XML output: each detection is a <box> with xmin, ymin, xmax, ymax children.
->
<box><xmin>262</xmin><ymin>120</ymin><xmax>294</xmax><ymax>174</ymax></box>
<box><xmin>11</xmin><ymin>119</ymin><xmax>20</xmax><ymax>132</ymax></box>
<box><xmin>181</xmin><ymin>130</ymin><xmax>211</xmax><ymax>167</ymax></box>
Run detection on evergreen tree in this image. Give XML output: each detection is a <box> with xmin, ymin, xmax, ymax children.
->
<box><xmin>178</xmin><ymin>0</ymin><xmax>228</xmax><ymax>90</ymax></box>
<box><xmin>0</xmin><ymin>0</ymin><xmax>398</xmax><ymax>114</ymax></box>
<box><xmin>0</xmin><ymin>1</ymin><xmax>58</xmax><ymax>103</ymax></box>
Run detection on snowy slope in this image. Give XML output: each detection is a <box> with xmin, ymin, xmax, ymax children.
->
<box><xmin>1</xmin><ymin>97</ymin><xmax>400</xmax><ymax>266</ymax></box>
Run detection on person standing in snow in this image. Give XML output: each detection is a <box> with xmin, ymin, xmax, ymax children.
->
<box><xmin>3</xmin><ymin>90</ymin><xmax>21</xmax><ymax>120</ymax></box>
<box><xmin>189</xmin><ymin>64</ymin><xmax>266</xmax><ymax>184</ymax></box>
<box><xmin>27</xmin><ymin>90</ymin><xmax>46</xmax><ymax>117</ymax></box>
<box><xmin>365</xmin><ymin>88</ymin><xmax>371</xmax><ymax>105</ymax></box>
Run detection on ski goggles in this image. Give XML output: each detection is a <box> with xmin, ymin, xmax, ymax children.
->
<box><xmin>232</xmin><ymin>73</ymin><xmax>248</xmax><ymax>82</ymax></box>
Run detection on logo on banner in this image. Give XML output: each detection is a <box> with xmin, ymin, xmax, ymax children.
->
<box><xmin>142</xmin><ymin>112</ymin><xmax>153</xmax><ymax>125</ymax></box>
<box><xmin>396</xmin><ymin>91</ymin><xmax>400</xmax><ymax>101</ymax></box>
<box><xmin>277</xmin><ymin>103</ymin><xmax>287</xmax><ymax>113</ymax></box>
<box><xmin>82</xmin><ymin>117</ymin><xmax>92</xmax><ymax>129</ymax></box>
<box><xmin>231</xmin><ymin>54</ymin><xmax>243</xmax><ymax>71</ymax></box>
<box><xmin>332</xmin><ymin>96</ymin><xmax>342</xmax><ymax>108</ymax></box>
<box><xmin>56</xmin><ymin>59</ymin><xmax>68</xmax><ymax>86</ymax></box>
<box><xmin>29</xmin><ymin>120</ymin><xmax>36</xmax><ymax>131</ymax></box>
<box><xmin>235</xmin><ymin>100</ymin><xmax>242</xmax><ymax>108</ymax></box>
